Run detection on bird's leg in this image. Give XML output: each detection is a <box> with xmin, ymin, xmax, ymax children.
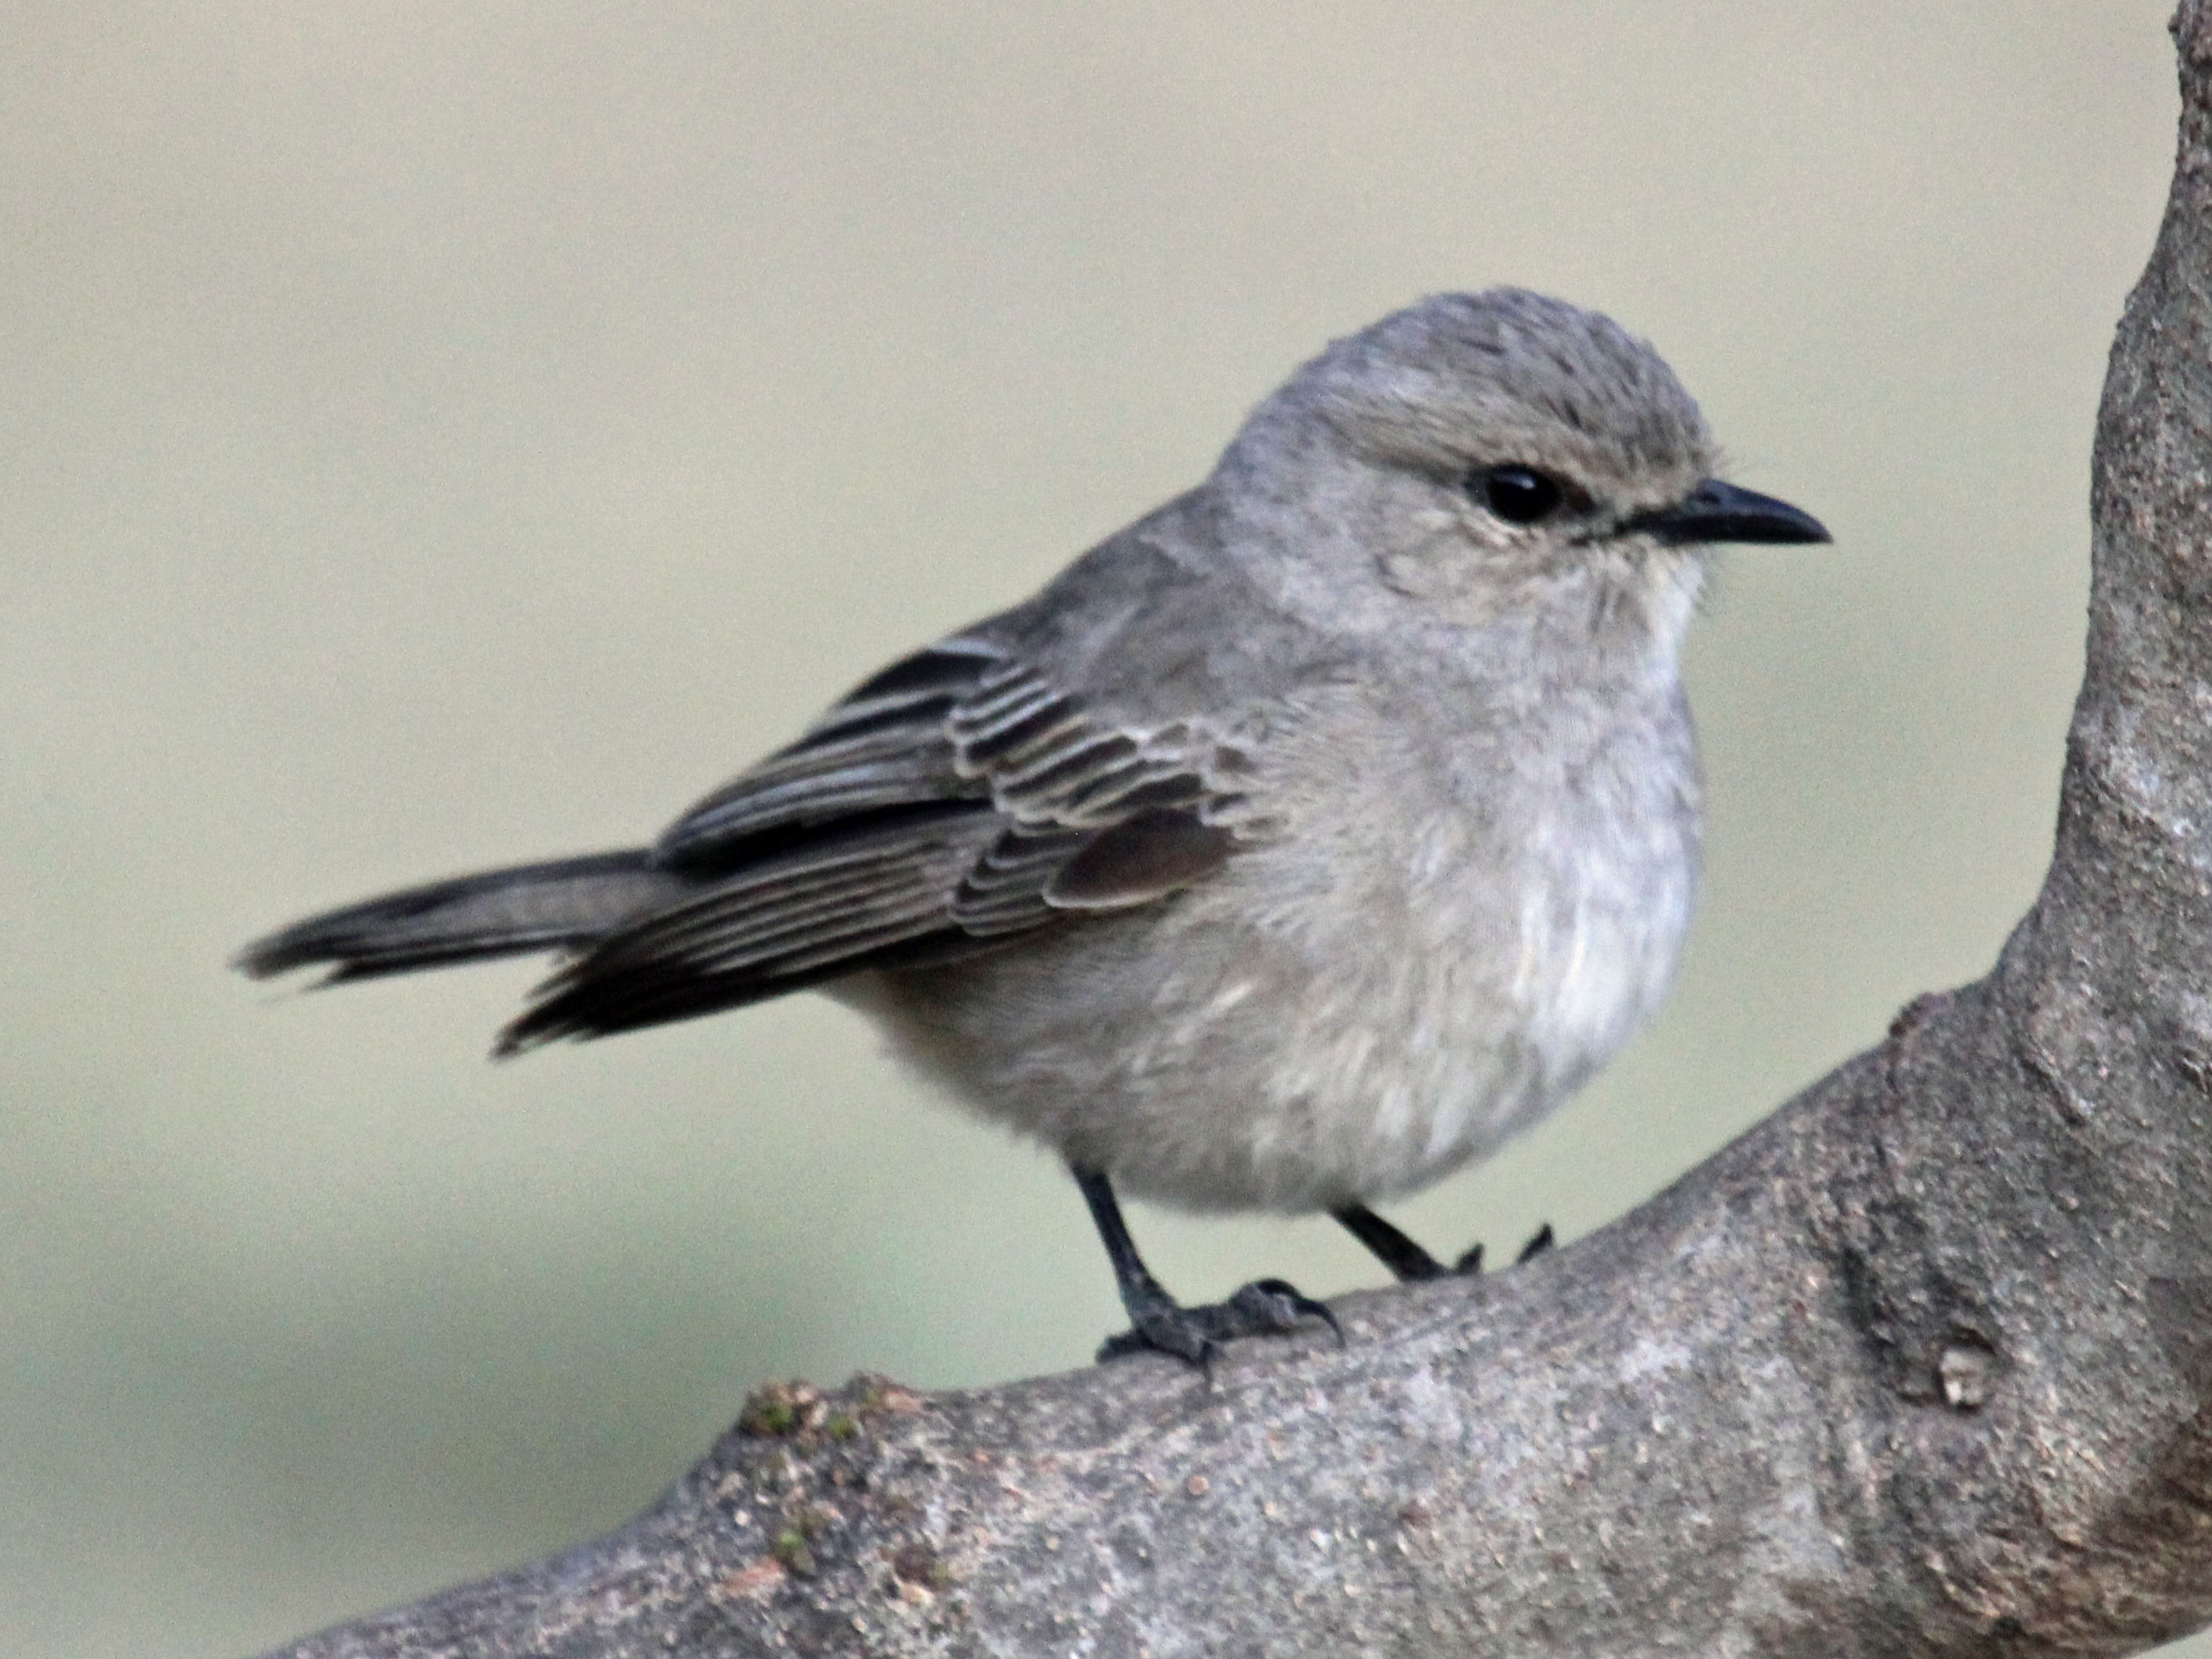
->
<box><xmin>1074</xmin><ymin>1167</ymin><xmax>1340</xmax><ymax>1368</ymax></box>
<box><xmin>1331</xmin><ymin>1204</ymin><xmax>1479</xmax><ymax>1280</ymax></box>
<box><xmin>1332</xmin><ymin>1205</ymin><xmax>1557</xmax><ymax>1282</ymax></box>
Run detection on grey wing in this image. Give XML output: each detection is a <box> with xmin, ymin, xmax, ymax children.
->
<box><xmin>496</xmin><ymin>637</ymin><xmax>1246</xmax><ymax>1052</ymax></box>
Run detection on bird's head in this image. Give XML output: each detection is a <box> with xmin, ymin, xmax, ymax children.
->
<box><xmin>1214</xmin><ymin>289</ymin><xmax>1827</xmax><ymax>647</ymax></box>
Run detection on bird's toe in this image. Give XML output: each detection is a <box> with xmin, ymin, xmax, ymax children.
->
<box><xmin>1096</xmin><ymin>1277</ymin><xmax>1338</xmax><ymax>1369</ymax></box>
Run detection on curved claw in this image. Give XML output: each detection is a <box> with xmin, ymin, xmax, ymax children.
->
<box><xmin>1233</xmin><ymin>1278</ymin><xmax>1344</xmax><ymax>1348</ymax></box>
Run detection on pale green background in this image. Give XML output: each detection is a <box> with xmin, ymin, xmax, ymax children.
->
<box><xmin>1</xmin><ymin>4</ymin><xmax>2190</xmax><ymax>1654</ymax></box>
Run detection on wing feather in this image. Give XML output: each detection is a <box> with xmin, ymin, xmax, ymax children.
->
<box><xmin>499</xmin><ymin>805</ymin><xmax>1000</xmax><ymax>1050</ymax></box>
<box><xmin>503</xmin><ymin>634</ymin><xmax>1249</xmax><ymax>1048</ymax></box>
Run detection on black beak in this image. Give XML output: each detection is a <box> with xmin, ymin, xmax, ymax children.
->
<box><xmin>1625</xmin><ymin>478</ymin><xmax>1831</xmax><ymax>546</ymax></box>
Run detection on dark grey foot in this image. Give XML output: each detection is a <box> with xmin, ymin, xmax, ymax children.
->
<box><xmin>1097</xmin><ymin>1277</ymin><xmax>1341</xmax><ymax>1367</ymax></box>
<box><xmin>1072</xmin><ymin>1166</ymin><xmax>1341</xmax><ymax>1371</ymax></box>
<box><xmin>1332</xmin><ymin>1203</ymin><xmax>1476</xmax><ymax>1280</ymax></box>
<box><xmin>1333</xmin><ymin>1205</ymin><xmax>1555</xmax><ymax>1283</ymax></box>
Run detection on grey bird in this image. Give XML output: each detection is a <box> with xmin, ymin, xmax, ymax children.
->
<box><xmin>238</xmin><ymin>289</ymin><xmax>1828</xmax><ymax>1367</ymax></box>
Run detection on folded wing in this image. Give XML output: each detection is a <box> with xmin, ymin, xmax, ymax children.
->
<box><xmin>496</xmin><ymin>638</ymin><xmax>1243</xmax><ymax>1052</ymax></box>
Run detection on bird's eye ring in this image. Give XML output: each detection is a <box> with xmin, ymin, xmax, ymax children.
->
<box><xmin>1471</xmin><ymin>465</ymin><xmax>1564</xmax><ymax>525</ymax></box>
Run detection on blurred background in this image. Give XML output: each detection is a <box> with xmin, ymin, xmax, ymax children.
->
<box><xmin>0</xmin><ymin>2</ymin><xmax>2186</xmax><ymax>1654</ymax></box>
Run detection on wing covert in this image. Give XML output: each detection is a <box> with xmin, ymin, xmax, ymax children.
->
<box><xmin>500</xmin><ymin>635</ymin><xmax>1251</xmax><ymax>1049</ymax></box>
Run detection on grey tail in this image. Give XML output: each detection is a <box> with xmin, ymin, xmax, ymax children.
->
<box><xmin>234</xmin><ymin>850</ymin><xmax>684</xmax><ymax>985</ymax></box>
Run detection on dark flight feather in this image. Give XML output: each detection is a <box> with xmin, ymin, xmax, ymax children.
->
<box><xmin>493</xmin><ymin>638</ymin><xmax>1248</xmax><ymax>1051</ymax></box>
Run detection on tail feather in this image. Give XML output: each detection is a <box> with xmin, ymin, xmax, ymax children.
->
<box><xmin>235</xmin><ymin>850</ymin><xmax>682</xmax><ymax>985</ymax></box>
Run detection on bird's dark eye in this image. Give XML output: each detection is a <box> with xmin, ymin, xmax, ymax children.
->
<box><xmin>1473</xmin><ymin>465</ymin><xmax>1564</xmax><ymax>525</ymax></box>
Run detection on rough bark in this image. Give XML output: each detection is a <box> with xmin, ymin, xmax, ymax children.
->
<box><xmin>263</xmin><ymin>10</ymin><xmax>2212</xmax><ymax>1656</ymax></box>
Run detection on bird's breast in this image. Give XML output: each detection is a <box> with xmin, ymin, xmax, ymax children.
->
<box><xmin>851</xmin><ymin>676</ymin><xmax>1702</xmax><ymax>1214</ymax></box>
<box><xmin>1187</xmin><ymin>678</ymin><xmax>1702</xmax><ymax>1202</ymax></box>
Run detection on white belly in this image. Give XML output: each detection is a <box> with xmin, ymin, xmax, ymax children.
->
<box><xmin>848</xmin><ymin>773</ymin><xmax>1698</xmax><ymax>1214</ymax></box>
<box><xmin>1173</xmin><ymin>801</ymin><xmax>1695</xmax><ymax>1207</ymax></box>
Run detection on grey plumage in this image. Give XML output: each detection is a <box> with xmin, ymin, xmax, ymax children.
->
<box><xmin>238</xmin><ymin>852</ymin><xmax>684</xmax><ymax>983</ymax></box>
<box><xmin>239</xmin><ymin>288</ymin><xmax>1827</xmax><ymax>1362</ymax></box>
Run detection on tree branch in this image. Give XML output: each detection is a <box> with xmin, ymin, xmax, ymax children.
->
<box><xmin>264</xmin><ymin>11</ymin><xmax>2212</xmax><ymax>1655</ymax></box>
